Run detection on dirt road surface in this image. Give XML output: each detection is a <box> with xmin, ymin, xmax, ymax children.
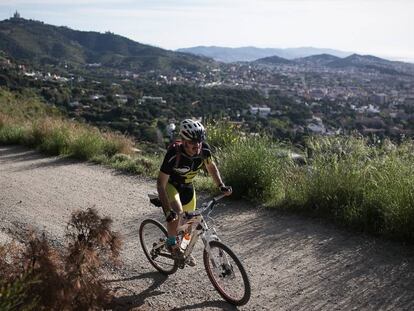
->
<box><xmin>1</xmin><ymin>145</ymin><xmax>414</xmax><ymax>310</ymax></box>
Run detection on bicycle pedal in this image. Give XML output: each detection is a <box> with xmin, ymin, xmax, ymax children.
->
<box><xmin>169</xmin><ymin>247</ymin><xmax>183</xmax><ymax>258</ymax></box>
<box><xmin>177</xmin><ymin>260</ymin><xmax>185</xmax><ymax>269</ymax></box>
<box><xmin>185</xmin><ymin>254</ymin><xmax>197</xmax><ymax>267</ymax></box>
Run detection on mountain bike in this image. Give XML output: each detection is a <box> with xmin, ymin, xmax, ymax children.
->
<box><xmin>139</xmin><ymin>193</ymin><xmax>251</xmax><ymax>306</ymax></box>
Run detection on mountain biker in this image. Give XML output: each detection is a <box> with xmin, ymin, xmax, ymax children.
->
<box><xmin>157</xmin><ymin>119</ymin><xmax>232</xmax><ymax>266</ymax></box>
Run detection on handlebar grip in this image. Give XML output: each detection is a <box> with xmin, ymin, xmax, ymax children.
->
<box><xmin>220</xmin><ymin>185</ymin><xmax>232</xmax><ymax>193</ymax></box>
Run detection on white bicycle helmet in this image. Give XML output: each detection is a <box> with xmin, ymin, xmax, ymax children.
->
<box><xmin>179</xmin><ymin>119</ymin><xmax>206</xmax><ymax>141</ymax></box>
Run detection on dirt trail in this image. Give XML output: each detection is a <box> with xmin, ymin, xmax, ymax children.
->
<box><xmin>1</xmin><ymin>145</ymin><xmax>414</xmax><ymax>311</ymax></box>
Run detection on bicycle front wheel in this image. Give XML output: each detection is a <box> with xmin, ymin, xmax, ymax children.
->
<box><xmin>203</xmin><ymin>240</ymin><xmax>251</xmax><ymax>306</ymax></box>
<box><xmin>139</xmin><ymin>219</ymin><xmax>178</xmax><ymax>275</ymax></box>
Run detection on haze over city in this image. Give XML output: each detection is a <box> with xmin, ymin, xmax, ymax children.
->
<box><xmin>1</xmin><ymin>0</ymin><xmax>413</xmax><ymax>62</ymax></box>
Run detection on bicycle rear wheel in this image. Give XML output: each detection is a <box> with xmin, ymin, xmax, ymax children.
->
<box><xmin>139</xmin><ymin>219</ymin><xmax>178</xmax><ymax>275</ymax></box>
<box><xmin>203</xmin><ymin>240</ymin><xmax>251</xmax><ymax>306</ymax></box>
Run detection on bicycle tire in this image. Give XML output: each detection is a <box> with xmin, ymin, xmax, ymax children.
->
<box><xmin>139</xmin><ymin>218</ymin><xmax>178</xmax><ymax>275</ymax></box>
<box><xmin>203</xmin><ymin>240</ymin><xmax>251</xmax><ymax>306</ymax></box>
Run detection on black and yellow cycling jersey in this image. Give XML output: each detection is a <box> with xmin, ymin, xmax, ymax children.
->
<box><xmin>160</xmin><ymin>142</ymin><xmax>212</xmax><ymax>212</ymax></box>
<box><xmin>160</xmin><ymin>142</ymin><xmax>212</xmax><ymax>184</ymax></box>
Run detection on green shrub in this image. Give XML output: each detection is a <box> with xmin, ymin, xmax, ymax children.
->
<box><xmin>98</xmin><ymin>152</ymin><xmax>161</xmax><ymax>176</ymax></box>
<box><xmin>109</xmin><ymin>154</ymin><xmax>140</xmax><ymax>173</ymax></box>
<box><xmin>193</xmin><ymin>174</ymin><xmax>216</xmax><ymax>193</ymax></box>
<box><xmin>102</xmin><ymin>132</ymin><xmax>134</xmax><ymax>157</ymax></box>
<box><xmin>0</xmin><ymin>88</ymin><xmax>60</xmax><ymax>121</ymax></box>
<box><xmin>69</xmin><ymin>131</ymin><xmax>104</xmax><ymax>160</ymax></box>
<box><xmin>38</xmin><ymin>125</ymin><xmax>71</xmax><ymax>155</ymax></box>
<box><xmin>218</xmin><ymin>136</ymin><xmax>290</xmax><ymax>203</ymax></box>
<box><xmin>284</xmin><ymin>136</ymin><xmax>375</xmax><ymax>218</ymax></box>
<box><xmin>206</xmin><ymin>121</ymin><xmax>243</xmax><ymax>150</ymax></box>
<box><xmin>25</xmin><ymin>119</ymin><xmax>54</xmax><ymax>148</ymax></box>
<box><xmin>0</xmin><ymin>125</ymin><xmax>25</xmax><ymax>145</ymax></box>
<box><xmin>363</xmin><ymin>153</ymin><xmax>414</xmax><ymax>239</ymax></box>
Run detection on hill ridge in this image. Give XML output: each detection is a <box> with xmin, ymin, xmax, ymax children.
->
<box><xmin>0</xmin><ymin>17</ymin><xmax>216</xmax><ymax>72</ymax></box>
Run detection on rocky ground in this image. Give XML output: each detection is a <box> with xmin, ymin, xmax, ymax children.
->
<box><xmin>1</xmin><ymin>145</ymin><xmax>414</xmax><ymax>311</ymax></box>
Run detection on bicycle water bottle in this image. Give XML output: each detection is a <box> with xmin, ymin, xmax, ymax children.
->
<box><xmin>180</xmin><ymin>232</ymin><xmax>191</xmax><ymax>250</ymax></box>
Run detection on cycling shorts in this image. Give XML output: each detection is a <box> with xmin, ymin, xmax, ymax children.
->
<box><xmin>165</xmin><ymin>182</ymin><xmax>196</xmax><ymax>214</ymax></box>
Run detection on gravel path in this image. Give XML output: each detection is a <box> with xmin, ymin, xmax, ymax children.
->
<box><xmin>1</xmin><ymin>145</ymin><xmax>414</xmax><ymax>311</ymax></box>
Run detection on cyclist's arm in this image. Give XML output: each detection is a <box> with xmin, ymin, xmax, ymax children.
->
<box><xmin>205</xmin><ymin>161</ymin><xmax>224</xmax><ymax>188</ymax></box>
<box><xmin>157</xmin><ymin>171</ymin><xmax>171</xmax><ymax>211</ymax></box>
<box><xmin>205</xmin><ymin>161</ymin><xmax>232</xmax><ymax>195</ymax></box>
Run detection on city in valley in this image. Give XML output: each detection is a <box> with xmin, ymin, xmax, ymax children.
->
<box><xmin>1</xmin><ymin>15</ymin><xmax>414</xmax><ymax>144</ymax></box>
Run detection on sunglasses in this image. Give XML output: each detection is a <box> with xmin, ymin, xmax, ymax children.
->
<box><xmin>185</xmin><ymin>140</ymin><xmax>202</xmax><ymax>145</ymax></box>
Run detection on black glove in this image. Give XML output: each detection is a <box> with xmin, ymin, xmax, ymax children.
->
<box><xmin>219</xmin><ymin>184</ymin><xmax>232</xmax><ymax>193</ymax></box>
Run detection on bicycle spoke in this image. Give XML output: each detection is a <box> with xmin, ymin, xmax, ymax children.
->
<box><xmin>204</xmin><ymin>241</ymin><xmax>251</xmax><ymax>306</ymax></box>
<box><xmin>209</xmin><ymin>248</ymin><xmax>244</xmax><ymax>297</ymax></box>
<box><xmin>139</xmin><ymin>219</ymin><xmax>178</xmax><ymax>275</ymax></box>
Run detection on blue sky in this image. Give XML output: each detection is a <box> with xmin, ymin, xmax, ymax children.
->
<box><xmin>1</xmin><ymin>0</ymin><xmax>414</xmax><ymax>62</ymax></box>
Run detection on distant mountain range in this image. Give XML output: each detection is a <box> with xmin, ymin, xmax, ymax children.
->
<box><xmin>253</xmin><ymin>53</ymin><xmax>414</xmax><ymax>75</ymax></box>
<box><xmin>176</xmin><ymin>46</ymin><xmax>353</xmax><ymax>63</ymax></box>
<box><xmin>1</xmin><ymin>17</ymin><xmax>413</xmax><ymax>76</ymax></box>
<box><xmin>0</xmin><ymin>17</ymin><xmax>216</xmax><ymax>72</ymax></box>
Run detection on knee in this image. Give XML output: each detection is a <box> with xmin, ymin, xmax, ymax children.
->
<box><xmin>170</xmin><ymin>200</ymin><xmax>183</xmax><ymax>214</ymax></box>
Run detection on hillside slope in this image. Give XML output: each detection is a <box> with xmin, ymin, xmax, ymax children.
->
<box><xmin>1</xmin><ymin>145</ymin><xmax>413</xmax><ymax>310</ymax></box>
<box><xmin>0</xmin><ymin>17</ymin><xmax>216</xmax><ymax>72</ymax></box>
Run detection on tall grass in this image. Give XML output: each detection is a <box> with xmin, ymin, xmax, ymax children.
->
<box><xmin>27</xmin><ymin>118</ymin><xmax>72</xmax><ymax>155</ymax></box>
<box><xmin>283</xmin><ymin>136</ymin><xmax>414</xmax><ymax>240</ymax></box>
<box><xmin>1</xmin><ymin>113</ymin><xmax>137</xmax><ymax>162</ymax></box>
<box><xmin>205</xmin><ymin>120</ymin><xmax>243</xmax><ymax>151</ymax></box>
<box><xmin>92</xmin><ymin>152</ymin><xmax>161</xmax><ymax>177</ymax></box>
<box><xmin>361</xmin><ymin>142</ymin><xmax>414</xmax><ymax>239</ymax></box>
<box><xmin>218</xmin><ymin>136</ymin><xmax>292</xmax><ymax>203</ymax></box>
<box><xmin>0</xmin><ymin>89</ymin><xmax>136</xmax><ymax>161</ymax></box>
<box><xmin>0</xmin><ymin>88</ymin><xmax>60</xmax><ymax>120</ymax></box>
<box><xmin>0</xmin><ymin>90</ymin><xmax>163</xmax><ymax>179</ymax></box>
<box><xmin>205</xmin><ymin>122</ymin><xmax>414</xmax><ymax>241</ymax></box>
<box><xmin>291</xmin><ymin>136</ymin><xmax>373</xmax><ymax>216</ymax></box>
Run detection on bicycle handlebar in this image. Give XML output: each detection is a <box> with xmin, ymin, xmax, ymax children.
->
<box><xmin>148</xmin><ymin>191</ymin><xmax>230</xmax><ymax>217</ymax></box>
<box><xmin>211</xmin><ymin>193</ymin><xmax>228</xmax><ymax>204</ymax></box>
<box><xmin>184</xmin><ymin>193</ymin><xmax>228</xmax><ymax>218</ymax></box>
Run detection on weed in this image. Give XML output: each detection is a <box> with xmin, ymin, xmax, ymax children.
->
<box><xmin>0</xmin><ymin>209</ymin><xmax>122</xmax><ymax>310</ymax></box>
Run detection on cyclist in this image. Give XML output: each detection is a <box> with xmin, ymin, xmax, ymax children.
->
<box><xmin>157</xmin><ymin>119</ymin><xmax>232</xmax><ymax>266</ymax></box>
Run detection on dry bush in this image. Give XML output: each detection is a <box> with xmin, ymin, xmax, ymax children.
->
<box><xmin>29</xmin><ymin>117</ymin><xmax>60</xmax><ymax>146</ymax></box>
<box><xmin>0</xmin><ymin>242</ymin><xmax>30</xmax><ymax>308</ymax></box>
<box><xmin>0</xmin><ymin>271</ymin><xmax>39</xmax><ymax>311</ymax></box>
<box><xmin>22</xmin><ymin>232</ymin><xmax>66</xmax><ymax>309</ymax></box>
<box><xmin>0</xmin><ymin>113</ymin><xmax>14</xmax><ymax>128</ymax></box>
<box><xmin>0</xmin><ymin>208</ymin><xmax>122</xmax><ymax>310</ymax></box>
<box><xmin>0</xmin><ymin>235</ymin><xmax>57</xmax><ymax>310</ymax></box>
<box><xmin>64</xmin><ymin>208</ymin><xmax>123</xmax><ymax>309</ymax></box>
<box><xmin>102</xmin><ymin>131</ymin><xmax>135</xmax><ymax>156</ymax></box>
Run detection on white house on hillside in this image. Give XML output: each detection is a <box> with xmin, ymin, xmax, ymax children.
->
<box><xmin>250</xmin><ymin>106</ymin><xmax>271</xmax><ymax>117</ymax></box>
<box><xmin>139</xmin><ymin>96</ymin><xmax>167</xmax><ymax>105</ymax></box>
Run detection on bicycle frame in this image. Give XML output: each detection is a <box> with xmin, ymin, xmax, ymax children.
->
<box><xmin>150</xmin><ymin>193</ymin><xmax>228</xmax><ymax>267</ymax></box>
<box><xmin>178</xmin><ymin>193</ymin><xmax>226</xmax><ymax>257</ymax></box>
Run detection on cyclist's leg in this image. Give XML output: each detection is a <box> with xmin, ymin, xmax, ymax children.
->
<box><xmin>179</xmin><ymin>184</ymin><xmax>197</xmax><ymax>266</ymax></box>
<box><xmin>165</xmin><ymin>183</ymin><xmax>183</xmax><ymax>245</ymax></box>
<box><xmin>164</xmin><ymin>183</ymin><xmax>195</xmax><ymax>251</ymax></box>
<box><xmin>180</xmin><ymin>184</ymin><xmax>196</xmax><ymax>212</ymax></box>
